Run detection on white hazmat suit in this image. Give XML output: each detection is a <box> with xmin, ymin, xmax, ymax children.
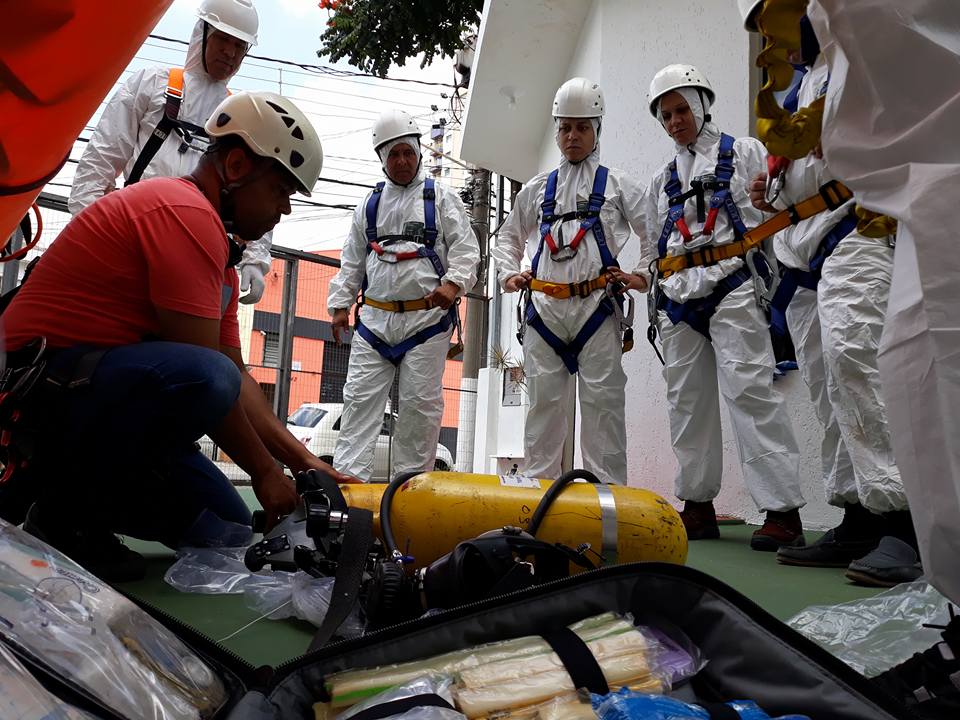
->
<box><xmin>493</xmin><ymin>144</ymin><xmax>646</xmax><ymax>486</ymax></box>
<box><xmin>68</xmin><ymin>19</ymin><xmax>272</xmax><ymax>301</ymax></box>
<box><xmin>770</xmin><ymin>56</ymin><xmax>904</xmax><ymax>514</ymax></box>
<box><xmin>807</xmin><ymin>0</ymin><xmax>960</xmax><ymax>603</ymax></box>
<box><xmin>327</xmin><ymin>155</ymin><xmax>477</xmax><ymax>481</ymax></box>
<box><xmin>640</xmin><ymin>106</ymin><xmax>805</xmax><ymax>514</ymax></box>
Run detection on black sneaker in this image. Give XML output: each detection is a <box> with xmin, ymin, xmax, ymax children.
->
<box><xmin>845</xmin><ymin>536</ymin><xmax>924</xmax><ymax>588</ymax></box>
<box><xmin>23</xmin><ymin>505</ymin><xmax>147</xmax><ymax>583</ymax></box>
<box><xmin>776</xmin><ymin>527</ymin><xmax>880</xmax><ymax>567</ymax></box>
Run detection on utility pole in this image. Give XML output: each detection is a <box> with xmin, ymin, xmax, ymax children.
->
<box><xmin>456</xmin><ymin>165</ymin><xmax>491</xmax><ymax>471</ymax></box>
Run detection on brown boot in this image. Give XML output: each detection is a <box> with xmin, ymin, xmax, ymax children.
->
<box><xmin>751</xmin><ymin>509</ymin><xmax>805</xmax><ymax>552</ymax></box>
<box><xmin>679</xmin><ymin>501</ymin><xmax>720</xmax><ymax>541</ymax></box>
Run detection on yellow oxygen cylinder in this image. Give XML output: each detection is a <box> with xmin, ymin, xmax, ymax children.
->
<box><xmin>340</xmin><ymin>472</ymin><xmax>687</xmax><ymax>569</ymax></box>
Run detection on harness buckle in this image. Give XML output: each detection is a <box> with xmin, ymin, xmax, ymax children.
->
<box><xmin>681</xmin><ymin>230</ymin><xmax>713</xmax><ymax>249</ymax></box>
<box><xmin>550</xmin><ymin>245</ymin><xmax>578</xmax><ymax>262</ymax></box>
<box><xmin>576</xmin><ymin>279</ymin><xmax>593</xmax><ymax>298</ymax></box>
<box><xmin>375</xmin><ymin>251</ymin><xmax>400</xmax><ymax>264</ymax></box>
<box><xmin>819</xmin><ymin>180</ymin><xmax>851</xmax><ymax>211</ymax></box>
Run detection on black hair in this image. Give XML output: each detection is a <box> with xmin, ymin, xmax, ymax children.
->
<box><xmin>205</xmin><ymin>133</ymin><xmax>251</xmax><ymax>158</ymax></box>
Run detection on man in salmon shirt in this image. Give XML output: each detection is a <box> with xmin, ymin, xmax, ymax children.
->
<box><xmin>0</xmin><ymin>90</ymin><xmax>353</xmax><ymax>582</ymax></box>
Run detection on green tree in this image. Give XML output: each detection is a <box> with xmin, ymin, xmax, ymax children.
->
<box><xmin>317</xmin><ymin>0</ymin><xmax>482</xmax><ymax>77</ymax></box>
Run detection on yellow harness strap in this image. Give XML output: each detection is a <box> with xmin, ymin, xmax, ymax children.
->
<box><xmin>528</xmin><ymin>274</ymin><xmax>610</xmax><ymax>299</ymax></box>
<box><xmin>656</xmin><ymin>180</ymin><xmax>854</xmax><ymax>278</ymax></box>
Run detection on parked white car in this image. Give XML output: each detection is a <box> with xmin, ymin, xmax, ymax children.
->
<box><xmin>285</xmin><ymin>402</ymin><xmax>454</xmax><ymax>480</ymax></box>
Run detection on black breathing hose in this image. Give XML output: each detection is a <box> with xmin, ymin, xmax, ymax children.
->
<box><xmin>379</xmin><ymin>470</ymin><xmax>424</xmax><ymax>556</ymax></box>
<box><xmin>528</xmin><ymin>468</ymin><xmax>601</xmax><ymax>536</ymax></box>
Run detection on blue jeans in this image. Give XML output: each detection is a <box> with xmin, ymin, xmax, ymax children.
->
<box><xmin>23</xmin><ymin>341</ymin><xmax>252</xmax><ymax>547</ymax></box>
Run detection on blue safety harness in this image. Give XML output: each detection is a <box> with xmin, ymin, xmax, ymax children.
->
<box><xmin>652</xmin><ymin>134</ymin><xmax>759</xmax><ymax>343</ymax></box>
<box><xmin>768</xmin><ymin>210</ymin><xmax>858</xmax><ymax>336</ymax></box>
<box><xmin>355</xmin><ymin>179</ymin><xmax>458</xmax><ymax>366</ymax></box>
<box><xmin>521</xmin><ymin>165</ymin><xmax>629</xmax><ymax>375</ymax></box>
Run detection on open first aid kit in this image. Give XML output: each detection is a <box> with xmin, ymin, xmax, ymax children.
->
<box><xmin>0</xmin><ymin>516</ymin><xmax>914</xmax><ymax>720</ymax></box>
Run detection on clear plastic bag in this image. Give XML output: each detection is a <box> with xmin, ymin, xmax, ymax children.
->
<box><xmin>163</xmin><ymin>546</ymin><xmax>261</xmax><ymax>594</ymax></box>
<box><xmin>242</xmin><ymin>571</ymin><xmax>365</xmax><ymax>635</ymax></box>
<box><xmin>786</xmin><ymin>580</ymin><xmax>953</xmax><ymax>677</ymax></box>
<box><xmin>592</xmin><ymin>688</ymin><xmax>811</xmax><ymax>720</ymax></box>
<box><xmin>165</xmin><ymin>546</ymin><xmax>365</xmax><ymax>633</ymax></box>
<box><xmin>0</xmin><ymin>640</ymin><xmax>101</xmax><ymax>719</ymax></box>
<box><xmin>323</xmin><ymin>613</ymin><xmax>704</xmax><ymax>718</ymax></box>
<box><xmin>0</xmin><ymin>519</ymin><xmax>228</xmax><ymax>720</ymax></box>
<box><xmin>331</xmin><ymin>674</ymin><xmax>464</xmax><ymax>720</ymax></box>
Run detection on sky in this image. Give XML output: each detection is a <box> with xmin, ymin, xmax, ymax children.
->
<box><xmin>46</xmin><ymin>0</ymin><xmax>472</xmax><ymax>252</ymax></box>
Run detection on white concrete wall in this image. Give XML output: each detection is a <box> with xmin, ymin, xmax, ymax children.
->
<box><xmin>470</xmin><ymin>0</ymin><xmax>842</xmax><ymax>530</ymax></box>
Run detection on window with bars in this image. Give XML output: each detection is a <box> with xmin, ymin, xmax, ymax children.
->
<box><xmin>262</xmin><ymin>331</ymin><xmax>280</xmax><ymax>367</ymax></box>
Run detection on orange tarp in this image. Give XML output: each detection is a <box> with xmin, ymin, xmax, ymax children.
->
<box><xmin>0</xmin><ymin>1</ymin><xmax>174</xmax><ymax>240</ymax></box>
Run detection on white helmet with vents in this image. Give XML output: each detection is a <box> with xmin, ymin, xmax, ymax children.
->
<box><xmin>206</xmin><ymin>91</ymin><xmax>323</xmax><ymax>195</ymax></box>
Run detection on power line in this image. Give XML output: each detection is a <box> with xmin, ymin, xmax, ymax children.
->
<box><xmin>68</xmin><ymin>137</ymin><xmax>375</xmax><ymax>192</ymax></box>
<box><xmin>148</xmin><ymin>34</ymin><xmax>457</xmax><ymax>89</ymax></box>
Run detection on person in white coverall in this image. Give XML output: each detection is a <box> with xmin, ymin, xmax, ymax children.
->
<box><xmin>327</xmin><ymin>110</ymin><xmax>478</xmax><ymax>482</ymax></box>
<box><xmin>493</xmin><ymin>78</ymin><xmax>647</xmax><ymax>486</ymax></box>
<box><xmin>738</xmin><ymin>1</ymin><xmax>918</xmax><ymax>587</ymax></box>
<box><xmin>767</xmin><ymin>0</ymin><xmax>960</xmax><ymax>707</ymax></box>
<box><xmin>641</xmin><ymin>64</ymin><xmax>806</xmax><ymax>550</ymax></box>
<box><xmin>68</xmin><ymin>0</ymin><xmax>272</xmax><ymax>304</ymax></box>
<box><xmin>799</xmin><ymin>0</ymin><xmax>960</xmax><ymax>605</ymax></box>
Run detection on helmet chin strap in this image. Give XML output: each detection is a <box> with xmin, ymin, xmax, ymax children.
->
<box><xmin>201</xmin><ymin>22</ymin><xmax>210</xmax><ymax>74</ymax></box>
<box><xmin>214</xmin><ymin>153</ymin><xmax>273</xmax><ymax>234</ymax></box>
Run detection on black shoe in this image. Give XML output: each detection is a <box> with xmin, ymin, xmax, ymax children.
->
<box><xmin>776</xmin><ymin>527</ymin><xmax>880</xmax><ymax>567</ymax></box>
<box><xmin>845</xmin><ymin>536</ymin><xmax>924</xmax><ymax>587</ymax></box>
<box><xmin>679</xmin><ymin>501</ymin><xmax>721</xmax><ymax>541</ymax></box>
<box><xmin>23</xmin><ymin>505</ymin><xmax>147</xmax><ymax>583</ymax></box>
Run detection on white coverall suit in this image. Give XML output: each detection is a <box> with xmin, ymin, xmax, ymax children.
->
<box><xmin>772</xmin><ymin>56</ymin><xmax>905</xmax><ymax>514</ymax></box>
<box><xmin>327</xmin><ymin>173</ymin><xmax>478</xmax><ymax>482</ymax></box>
<box><xmin>641</xmin><ymin>123</ymin><xmax>805</xmax><ymax>513</ymax></box>
<box><xmin>68</xmin><ymin>20</ymin><xmax>271</xmax><ymax>286</ymax></box>
<box><xmin>492</xmin><ymin>150</ymin><xmax>646</xmax><ymax>485</ymax></box>
<box><xmin>808</xmin><ymin>0</ymin><xmax>960</xmax><ymax>602</ymax></box>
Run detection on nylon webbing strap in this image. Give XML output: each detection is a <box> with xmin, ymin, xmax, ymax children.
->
<box><xmin>528</xmin><ymin>274</ymin><xmax>609</xmax><ymax>300</ymax></box>
<box><xmin>656</xmin><ymin>180</ymin><xmax>854</xmax><ymax>277</ymax></box>
<box><xmin>349</xmin><ymin>695</ymin><xmax>456</xmax><ymax>720</ymax></box>
<box><xmin>362</xmin><ymin>296</ymin><xmax>435</xmax><ymax>312</ymax></box>
<box><xmin>297</xmin><ymin>468</ymin><xmax>347</xmax><ymax>512</ymax></box>
<box><xmin>307</xmin><ymin>507</ymin><xmax>373</xmax><ymax>652</ymax></box>
<box><xmin>541</xmin><ymin>628</ymin><xmax>609</xmax><ymax>695</ymax></box>
<box><xmin>698</xmin><ymin>703</ymin><xmax>740</xmax><ymax>720</ymax></box>
<box><xmin>126</xmin><ymin>68</ymin><xmax>184</xmax><ymax>187</ymax></box>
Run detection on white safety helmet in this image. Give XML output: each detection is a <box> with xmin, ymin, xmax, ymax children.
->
<box><xmin>198</xmin><ymin>0</ymin><xmax>259</xmax><ymax>46</ymax></box>
<box><xmin>372</xmin><ymin>110</ymin><xmax>421</xmax><ymax>151</ymax></box>
<box><xmin>552</xmin><ymin>77</ymin><xmax>605</xmax><ymax>118</ymax></box>
<box><xmin>737</xmin><ymin>0</ymin><xmax>764</xmax><ymax>31</ymax></box>
<box><xmin>647</xmin><ymin>64</ymin><xmax>715</xmax><ymax>117</ymax></box>
<box><xmin>205</xmin><ymin>91</ymin><xmax>323</xmax><ymax>196</ymax></box>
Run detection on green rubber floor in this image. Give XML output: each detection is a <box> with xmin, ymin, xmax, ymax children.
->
<box><xmin>116</xmin><ymin>490</ymin><xmax>883</xmax><ymax>668</ymax></box>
